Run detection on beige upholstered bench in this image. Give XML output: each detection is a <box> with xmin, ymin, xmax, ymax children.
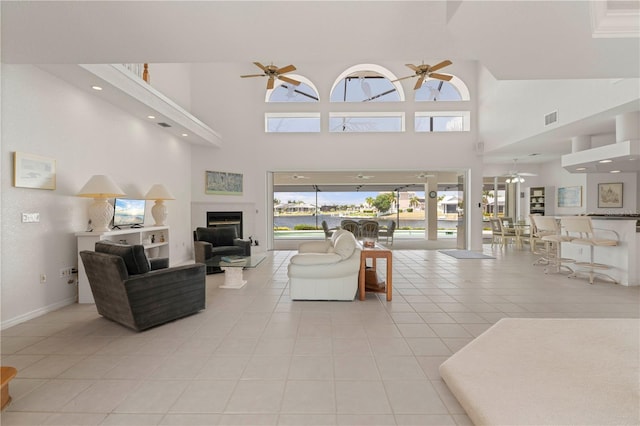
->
<box><xmin>440</xmin><ymin>318</ymin><xmax>639</xmax><ymax>425</ymax></box>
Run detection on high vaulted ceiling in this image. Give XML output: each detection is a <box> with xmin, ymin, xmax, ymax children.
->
<box><xmin>2</xmin><ymin>1</ymin><xmax>638</xmax><ymax>78</ymax></box>
<box><xmin>2</xmin><ymin>1</ymin><xmax>639</xmax><ymax>169</ymax></box>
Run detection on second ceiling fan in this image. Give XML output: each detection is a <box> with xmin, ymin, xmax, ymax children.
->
<box><xmin>241</xmin><ymin>62</ymin><xmax>301</xmax><ymax>90</ymax></box>
<box><xmin>393</xmin><ymin>60</ymin><xmax>453</xmax><ymax>90</ymax></box>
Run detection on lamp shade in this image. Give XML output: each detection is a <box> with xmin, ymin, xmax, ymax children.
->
<box><xmin>77</xmin><ymin>175</ymin><xmax>126</xmax><ymax>198</ymax></box>
<box><xmin>145</xmin><ymin>184</ymin><xmax>175</xmax><ymax>200</ymax></box>
<box><xmin>77</xmin><ymin>175</ymin><xmax>126</xmax><ymax>232</ymax></box>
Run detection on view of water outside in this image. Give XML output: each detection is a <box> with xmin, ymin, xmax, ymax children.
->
<box><xmin>274</xmin><ymin>190</ymin><xmax>461</xmax><ymax>239</ymax></box>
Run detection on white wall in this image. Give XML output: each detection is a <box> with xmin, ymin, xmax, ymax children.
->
<box><xmin>187</xmin><ymin>61</ymin><xmax>485</xmax><ymax>250</ymax></box>
<box><xmin>149</xmin><ymin>63</ymin><xmax>192</xmax><ymax>111</ymax></box>
<box><xmin>479</xmin><ymin>77</ymin><xmax>640</xmax><ymax>152</ymax></box>
<box><xmin>517</xmin><ymin>159</ymin><xmax>638</xmax><ymax>216</ymax></box>
<box><xmin>1</xmin><ymin>65</ymin><xmax>194</xmax><ymax>327</ymax></box>
<box><xmin>586</xmin><ymin>173</ymin><xmax>637</xmax><ymax>214</ymax></box>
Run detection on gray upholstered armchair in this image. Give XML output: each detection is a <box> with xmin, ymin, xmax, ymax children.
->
<box><xmin>79</xmin><ymin>241</ymin><xmax>206</xmax><ymax>331</ymax></box>
<box><xmin>194</xmin><ymin>226</ymin><xmax>251</xmax><ymax>274</ymax></box>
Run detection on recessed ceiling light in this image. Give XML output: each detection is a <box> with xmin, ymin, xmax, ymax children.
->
<box><xmin>147</xmin><ymin>115</ymin><xmax>156</xmax><ymax>119</ymax></box>
<box><xmin>575</xmin><ymin>167</ymin><xmax>586</xmax><ymax>171</ymax></box>
<box><xmin>181</xmin><ymin>133</ymin><xmax>188</xmax><ymax>137</ymax></box>
<box><xmin>610</xmin><ymin>170</ymin><xmax>621</xmax><ymax>173</ymax></box>
<box><xmin>91</xmin><ymin>85</ymin><xmax>103</xmax><ymax>91</ymax></box>
<box><xmin>599</xmin><ymin>159</ymin><xmax>613</xmax><ymax>163</ymax></box>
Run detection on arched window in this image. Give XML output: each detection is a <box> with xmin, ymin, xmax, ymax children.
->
<box><xmin>415</xmin><ymin>76</ymin><xmax>470</xmax><ymax>101</ymax></box>
<box><xmin>266</xmin><ymin>75</ymin><xmax>319</xmax><ymax>103</ymax></box>
<box><xmin>265</xmin><ymin>75</ymin><xmax>321</xmax><ymax>132</ymax></box>
<box><xmin>329</xmin><ymin>65</ymin><xmax>405</xmax><ymax>132</ymax></box>
<box><xmin>330</xmin><ymin>64</ymin><xmax>405</xmax><ymax>102</ymax></box>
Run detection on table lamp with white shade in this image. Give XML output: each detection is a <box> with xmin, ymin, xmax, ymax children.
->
<box><xmin>145</xmin><ymin>184</ymin><xmax>175</xmax><ymax>226</ymax></box>
<box><xmin>77</xmin><ymin>175</ymin><xmax>126</xmax><ymax>232</ymax></box>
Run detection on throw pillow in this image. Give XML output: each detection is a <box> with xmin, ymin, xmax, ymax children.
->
<box><xmin>95</xmin><ymin>241</ymin><xmax>151</xmax><ymax>275</ymax></box>
<box><xmin>332</xmin><ymin>232</ymin><xmax>356</xmax><ymax>260</ymax></box>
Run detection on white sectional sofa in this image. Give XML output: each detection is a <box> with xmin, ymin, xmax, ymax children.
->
<box><xmin>287</xmin><ymin>229</ymin><xmax>361</xmax><ymax>301</ymax></box>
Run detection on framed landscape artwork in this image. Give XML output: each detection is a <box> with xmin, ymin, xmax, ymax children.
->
<box><xmin>557</xmin><ymin>186</ymin><xmax>582</xmax><ymax>208</ymax></box>
<box><xmin>598</xmin><ymin>182</ymin><xmax>623</xmax><ymax>208</ymax></box>
<box><xmin>205</xmin><ymin>171</ymin><xmax>243</xmax><ymax>195</ymax></box>
<box><xmin>13</xmin><ymin>152</ymin><xmax>56</xmax><ymax>190</ymax></box>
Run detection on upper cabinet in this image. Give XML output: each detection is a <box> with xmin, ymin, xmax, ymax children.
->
<box><xmin>38</xmin><ymin>64</ymin><xmax>222</xmax><ymax>148</ymax></box>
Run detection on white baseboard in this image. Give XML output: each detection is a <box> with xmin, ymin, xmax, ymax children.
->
<box><xmin>1</xmin><ymin>296</ymin><xmax>77</xmax><ymax>330</ymax></box>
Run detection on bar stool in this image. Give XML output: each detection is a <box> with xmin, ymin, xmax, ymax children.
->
<box><xmin>535</xmin><ymin>216</ymin><xmax>575</xmax><ymax>274</ymax></box>
<box><xmin>528</xmin><ymin>214</ymin><xmax>554</xmax><ymax>265</ymax></box>
<box><xmin>561</xmin><ymin>216</ymin><xmax>619</xmax><ymax>285</ymax></box>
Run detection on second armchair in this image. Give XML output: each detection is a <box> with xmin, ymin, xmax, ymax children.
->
<box><xmin>194</xmin><ymin>226</ymin><xmax>251</xmax><ymax>274</ymax></box>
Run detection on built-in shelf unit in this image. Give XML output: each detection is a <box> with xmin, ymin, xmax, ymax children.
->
<box><xmin>528</xmin><ymin>186</ymin><xmax>555</xmax><ymax>216</ymax></box>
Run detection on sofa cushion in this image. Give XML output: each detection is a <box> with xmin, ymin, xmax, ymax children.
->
<box><xmin>195</xmin><ymin>226</ymin><xmax>237</xmax><ymax>247</ymax></box>
<box><xmin>332</xmin><ymin>232</ymin><xmax>356</xmax><ymax>260</ymax></box>
<box><xmin>95</xmin><ymin>241</ymin><xmax>150</xmax><ymax>275</ymax></box>
<box><xmin>330</xmin><ymin>229</ymin><xmax>349</xmax><ymax>245</ymax></box>
<box><xmin>290</xmin><ymin>253</ymin><xmax>343</xmax><ymax>265</ymax></box>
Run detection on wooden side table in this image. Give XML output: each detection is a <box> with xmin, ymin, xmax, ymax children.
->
<box><xmin>358</xmin><ymin>243</ymin><xmax>392</xmax><ymax>301</ymax></box>
<box><xmin>1</xmin><ymin>366</ymin><xmax>17</xmax><ymax>410</ymax></box>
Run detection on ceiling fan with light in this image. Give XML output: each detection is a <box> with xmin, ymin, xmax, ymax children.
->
<box><xmin>392</xmin><ymin>60</ymin><xmax>453</xmax><ymax>90</ymax></box>
<box><xmin>503</xmin><ymin>159</ymin><xmax>537</xmax><ymax>183</ymax></box>
<box><xmin>241</xmin><ymin>62</ymin><xmax>301</xmax><ymax>90</ymax></box>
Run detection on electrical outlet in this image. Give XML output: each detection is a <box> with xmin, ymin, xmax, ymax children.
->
<box><xmin>40</xmin><ymin>273</ymin><xmax>46</xmax><ymax>283</ymax></box>
<box><xmin>59</xmin><ymin>267</ymin><xmax>74</xmax><ymax>278</ymax></box>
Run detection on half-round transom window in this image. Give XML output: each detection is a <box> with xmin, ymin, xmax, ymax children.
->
<box><xmin>266</xmin><ymin>75</ymin><xmax>319</xmax><ymax>103</ymax></box>
<box><xmin>330</xmin><ymin>64</ymin><xmax>404</xmax><ymax>102</ymax></box>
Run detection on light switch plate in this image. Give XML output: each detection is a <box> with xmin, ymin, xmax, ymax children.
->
<box><xmin>22</xmin><ymin>213</ymin><xmax>40</xmax><ymax>223</ymax></box>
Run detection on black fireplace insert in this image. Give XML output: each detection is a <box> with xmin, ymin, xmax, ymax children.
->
<box><xmin>207</xmin><ymin>211</ymin><xmax>243</xmax><ymax>239</ymax></box>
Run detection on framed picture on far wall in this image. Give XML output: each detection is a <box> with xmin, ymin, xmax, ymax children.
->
<box><xmin>557</xmin><ymin>186</ymin><xmax>582</xmax><ymax>208</ymax></box>
<box><xmin>598</xmin><ymin>182</ymin><xmax>623</xmax><ymax>208</ymax></box>
<box><xmin>205</xmin><ymin>170</ymin><xmax>243</xmax><ymax>195</ymax></box>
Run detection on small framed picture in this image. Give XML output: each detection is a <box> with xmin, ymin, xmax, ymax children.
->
<box><xmin>598</xmin><ymin>182</ymin><xmax>623</xmax><ymax>208</ymax></box>
<box><xmin>205</xmin><ymin>170</ymin><xmax>243</xmax><ymax>195</ymax></box>
<box><xmin>557</xmin><ymin>186</ymin><xmax>582</xmax><ymax>208</ymax></box>
<box><xmin>13</xmin><ymin>152</ymin><xmax>56</xmax><ymax>190</ymax></box>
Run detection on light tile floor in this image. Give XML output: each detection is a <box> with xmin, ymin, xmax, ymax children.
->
<box><xmin>2</xmin><ymin>247</ymin><xmax>639</xmax><ymax>425</ymax></box>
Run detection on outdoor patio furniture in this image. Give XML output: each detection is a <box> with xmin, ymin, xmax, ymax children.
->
<box><xmin>378</xmin><ymin>220</ymin><xmax>396</xmax><ymax>245</ymax></box>
<box><xmin>340</xmin><ymin>219</ymin><xmax>360</xmax><ymax>238</ymax></box>
<box><xmin>359</xmin><ymin>220</ymin><xmax>379</xmax><ymax>241</ymax></box>
<box><xmin>321</xmin><ymin>220</ymin><xmax>334</xmax><ymax>240</ymax></box>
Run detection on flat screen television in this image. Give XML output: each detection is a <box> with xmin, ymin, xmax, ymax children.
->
<box><xmin>112</xmin><ymin>198</ymin><xmax>146</xmax><ymax>228</ymax></box>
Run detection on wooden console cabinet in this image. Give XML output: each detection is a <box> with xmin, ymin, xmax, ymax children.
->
<box><xmin>76</xmin><ymin>226</ymin><xmax>169</xmax><ymax>303</ymax></box>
